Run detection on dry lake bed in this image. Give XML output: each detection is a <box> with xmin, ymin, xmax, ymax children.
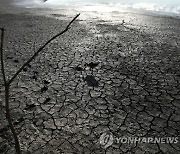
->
<box><xmin>0</xmin><ymin>6</ymin><xmax>180</xmax><ymax>154</ymax></box>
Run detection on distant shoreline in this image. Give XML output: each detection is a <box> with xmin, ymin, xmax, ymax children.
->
<box><xmin>0</xmin><ymin>2</ymin><xmax>179</xmax><ymax>19</ymax></box>
<box><xmin>0</xmin><ymin>5</ymin><xmax>180</xmax><ymax>154</ymax></box>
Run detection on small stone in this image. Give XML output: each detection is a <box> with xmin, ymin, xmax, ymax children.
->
<box><xmin>84</xmin><ymin>75</ymin><xmax>99</xmax><ymax>87</ymax></box>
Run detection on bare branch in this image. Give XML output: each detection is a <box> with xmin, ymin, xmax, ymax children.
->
<box><xmin>8</xmin><ymin>13</ymin><xmax>80</xmax><ymax>84</ymax></box>
<box><xmin>1</xmin><ymin>28</ymin><xmax>21</xmax><ymax>153</ymax></box>
<box><xmin>0</xmin><ymin>28</ymin><xmax>7</xmax><ymax>85</ymax></box>
<box><xmin>0</xmin><ymin>13</ymin><xmax>80</xmax><ymax>154</ymax></box>
<box><xmin>5</xmin><ymin>85</ymin><xmax>21</xmax><ymax>154</ymax></box>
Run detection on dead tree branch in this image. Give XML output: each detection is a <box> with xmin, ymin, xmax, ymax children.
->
<box><xmin>1</xmin><ymin>28</ymin><xmax>21</xmax><ymax>154</ymax></box>
<box><xmin>0</xmin><ymin>13</ymin><xmax>80</xmax><ymax>154</ymax></box>
<box><xmin>0</xmin><ymin>28</ymin><xmax>6</xmax><ymax>84</ymax></box>
<box><xmin>8</xmin><ymin>13</ymin><xmax>80</xmax><ymax>84</ymax></box>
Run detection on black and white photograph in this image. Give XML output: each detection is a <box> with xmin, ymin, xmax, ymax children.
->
<box><xmin>0</xmin><ymin>0</ymin><xmax>180</xmax><ymax>153</ymax></box>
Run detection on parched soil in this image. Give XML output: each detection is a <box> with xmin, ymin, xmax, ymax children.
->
<box><xmin>0</xmin><ymin>9</ymin><xmax>180</xmax><ymax>154</ymax></box>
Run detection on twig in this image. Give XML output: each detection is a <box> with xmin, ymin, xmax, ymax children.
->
<box><xmin>5</xmin><ymin>84</ymin><xmax>21</xmax><ymax>154</ymax></box>
<box><xmin>8</xmin><ymin>13</ymin><xmax>80</xmax><ymax>84</ymax></box>
<box><xmin>1</xmin><ymin>28</ymin><xmax>21</xmax><ymax>154</ymax></box>
<box><xmin>0</xmin><ymin>28</ymin><xmax>6</xmax><ymax>84</ymax></box>
<box><xmin>0</xmin><ymin>13</ymin><xmax>80</xmax><ymax>154</ymax></box>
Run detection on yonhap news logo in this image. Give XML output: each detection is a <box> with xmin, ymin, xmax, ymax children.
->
<box><xmin>99</xmin><ymin>132</ymin><xmax>179</xmax><ymax>149</ymax></box>
<box><xmin>99</xmin><ymin>132</ymin><xmax>114</xmax><ymax>148</ymax></box>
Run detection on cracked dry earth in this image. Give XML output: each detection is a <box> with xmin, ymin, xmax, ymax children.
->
<box><xmin>0</xmin><ymin>12</ymin><xmax>180</xmax><ymax>154</ymax></box>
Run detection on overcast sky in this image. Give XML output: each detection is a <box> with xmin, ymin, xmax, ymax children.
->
<box><xmin>0</xmin><ymin>0</ymin><xmax>180</xmax><ymax>6</ymax></box>
<box><xmin>0</xmin><ymin>0</ymin><xmax>179</xmax><ymax>14</ymax></box>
